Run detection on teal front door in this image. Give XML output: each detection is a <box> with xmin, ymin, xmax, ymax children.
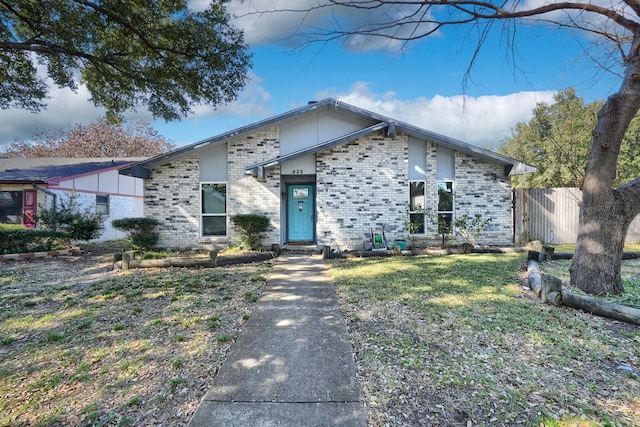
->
<box><xmin>287</xmin><ymin>184</ymin><xmax>315</xmax><ymax>242</ymax></box>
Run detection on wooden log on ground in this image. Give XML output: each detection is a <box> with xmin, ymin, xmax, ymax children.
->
<box><xmin>552</xmin><ymin>252</ymin><xmax>574</xmax><ymax>260</ymax></box>
<box><xmin>128</xmin><ymin>258</ymin><xmax>213</xmax><ymax>268</ymax></box>
<box><xmin>542</xmin><ymin>245</ymin><xmax>555</xmax><ymax>261</ymax></box>
<box><xmin>122</xmin><ymin>251</ymin><xmax>135</xmax><ymax>270</ymax></box>
<box><xmin>322</xmin><ymin>246</ymin><xmax>331</xmax><ymax>259</ymax></box>
<box><xmin>546</xmin><ymin>291</ymin><xmax>562</xmax><ymax>307</ymax></box>
<box><xmin>124</xmin><ymin>251</ymin><xmax>275</xmax><ymax>269</ymax></box>
<box><xmin>528</xmin><ymin>250</ymin><xmax>542</xmax><ymax>263</ymax></box>
<box><xmin>547</xmin><ymin>251</ymin><xmax>640</xmax><ymax>260</ymax></box>
<box><xmin>561</xmin><ymin>291</ymin><xmax>640</xmax><ymax>325</ymax></box>
<box><xmin>541</xmin><ymin>275</ymin><xmax>562</xmax><ymax>303</ymax></box>
<box><xmin>527</xmin><ymin>259</ymin><xmax>542</xmax><ymax>297</ymax></box>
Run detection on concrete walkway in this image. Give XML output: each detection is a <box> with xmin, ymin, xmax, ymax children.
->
<box><xmin>187</xmin><ymin>254</ymin><xmax>368</xmax><ymax>427</ymax></box>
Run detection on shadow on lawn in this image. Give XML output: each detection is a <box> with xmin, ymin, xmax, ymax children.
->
<box><xmin>329</xmin><ymin>253</ymin><xmax>640</xmax><ymax>426</ymax></box>
<box><xmin>0</xmin><ymin>263</ymin><xmax>270</xmax><ymax>426</ymax></box>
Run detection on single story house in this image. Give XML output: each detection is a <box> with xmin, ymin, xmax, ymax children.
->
<box><xmin>120</xmin><ymin>99</ymin><xmax>534</xmax><ymax>250</ymax></box>
<box><xmin>0</xmin><ymin>158</ymin><xmax>145</xmax><ymax>241</ymax></box>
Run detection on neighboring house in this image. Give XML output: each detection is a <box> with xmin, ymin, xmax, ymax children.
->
<box><xmin>120</xmin><ymin>99</ymin><xmax>534</xmax><ymax>250</ymax></box>
<box><xmin>0</xmin><ymin>158</ymin><xmax>145</xmax><ymax>241</ymax></box>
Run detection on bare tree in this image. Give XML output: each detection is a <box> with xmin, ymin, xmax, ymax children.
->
<box><xmin>0</xmin><ymin>119</ymin><xmax>175</xmax><ymax>158</ymax></box>
<box><xmin>246</xmin><ymin>0</ymin><xmax>638</xmax><ymax>295</ymax></box>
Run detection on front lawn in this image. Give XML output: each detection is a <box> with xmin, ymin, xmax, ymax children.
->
<box><xmin>330</xmin><ymin>253</ymin><xmax>640</xmax><ymax>426</ymax></box>
<box><xmin>0</xmin><ymin>257</ymin><xmax>270</xmax><ymax>426</ymax></box>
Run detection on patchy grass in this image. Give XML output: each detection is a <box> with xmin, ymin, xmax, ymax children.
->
<box><xmin>0</xmin><ymin>257</ymin><xmax>270</xmax><ymax>426</ymax></box>
<box><xmin>329</xmin><ymin>253</ymin><xmax>640</xmax><ymax>426</ymax></box>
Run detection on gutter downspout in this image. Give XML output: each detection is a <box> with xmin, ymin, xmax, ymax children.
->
<box><xmin>32</xmin><ymin>185</ymin><xmax>57</xmax><ymax>211</ymax></box>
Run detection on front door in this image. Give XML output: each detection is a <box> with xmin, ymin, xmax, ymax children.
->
<box><xmin>287</xmin><ymin>184</ymin><xmax>314</xmax><ymax>242</ymax></box>
<box><xmin>22</xmin><ymin>189</ymin><xmax>37</xmax><ymax>228</ymax></box>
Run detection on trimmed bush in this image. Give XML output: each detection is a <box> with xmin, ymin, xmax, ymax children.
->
<box><xmin>0</xmin><ymin>226</ymin><xmax>69</xmax><ymax>254</ymax></box>
<box><xmin>112</xmin><ymin>217</ymin><xmax>160</xmax><ymax>250</ymax></box>
<box><xmin>230</xmin><ymin>214</ymin><xmax>270</xmax><ymax>250</ymax></box>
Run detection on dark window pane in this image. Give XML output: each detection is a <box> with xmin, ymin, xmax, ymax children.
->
<box><xmin>409</xmin><ymin>213</ymin><xmax>425</xmax><ymax>234</ymax></box>
<box><xmin>409</xmin><ymin>181</ymin><xmax>425</xmax><ymax>211</ymax></box>
<box><xmin>96</xmin><ymin>195</ymin><xmax>109</xmax><ymax>215</ymax></box>
<box><xmin>438</xmin><ymin>182</ymin><xmax>453</xmax><ymax>211</ymax></box>
<box><xmin>202</xmin><ymin>216</ymin><xmax>226</xmax><ymax>236</ymax></box>
<box><xmin>438</xmin><ymin>213</ymin><xmax>453</xmax><ymax>235</ymax></box>
<box><xmin>0</xmin><ymin>191</ymin><xmax>22</xmax><ymax>224</ymax></box>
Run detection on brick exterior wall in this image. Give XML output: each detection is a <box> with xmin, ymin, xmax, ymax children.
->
<box><xmin>144</xmin><ymin>156</ymin><xmax>200</xmax><ymax>248</ymax></box>
<box><xmin>316</xmin><ymin>132</ymin><xmax>408</xmax><ymax>250</ymax></box>
<box><xmin>143</xmin><ymin>128</ymin><xmax>514</xmax><ymax>249</ymax></box>
<box><xmin>453</xmin><ymin>152</ymin><xmax>513</xmax><ymax>244</ymax></box>
<box><xmin>226</xmin><ymin>128</ymin><xmax>281</xmax><ymax>246</ymax></box>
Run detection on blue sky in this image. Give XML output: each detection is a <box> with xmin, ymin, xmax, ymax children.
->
<box><xmin>0</xmin><ymin>1</ymin><xmax>625</xmax><ymax>151</ymax></box>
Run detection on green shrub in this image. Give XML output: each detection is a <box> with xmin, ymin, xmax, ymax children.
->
<box><xmin>111</xmin><ymin>217</ymin><xmax>160</xmax><ymax>250</ymax></box>
<box><xmin>36</xmin><ymin>192</ymin><xmax>105</xmax><ymax>241</ymax></box>
<box><xmin>229</xmin><ymin>214</ymin><xmax>270</xmax><ymax>250</ymax></box>
<box><xmin>0</xmin><ymin>228</ymin><xmax>69</xmax><ymax>254</ymax></box>
<box><xmin>453</xmin><ymin>212</ymin><xmax>493</xmax><ymax>246</ymax></box>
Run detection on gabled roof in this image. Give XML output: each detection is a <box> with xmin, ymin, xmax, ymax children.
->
<box><xmin>0</xmin><ymin>158</ymin><xmax>146</xmax><ymax>184</ymax></box>
<box><xmin>119</xmin><ymin>98</ymin><xmax>535</xmax><ymax>177</ymax></box>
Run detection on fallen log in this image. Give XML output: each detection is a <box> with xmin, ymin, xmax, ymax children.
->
<box><xmin>128</xmin><ymin>257</ymin><xmax>214</xmax><ymax>269</ymax></box>
<box><xmin>551</xmin><ymin>251</ymin><xmax>640</xmax><ymax>260</ymax></box>
<box><xmin>527</xmin><ymin>259</ymin><xmax>542</xmax><ymax>297</ymax></box>
<box><xmin>546</xmin><ymin>291</ymin><xmax>562</xmax><ymax>307</ymax></box>
<box><xmin>541</xmin><ymin>276</ymin><xmax>562</xmax><ymax>304</ymax></box>
<box><xmin>119</xmin><ymin>251</ymin><xmax>276</xmax><ymax>269</ymax></box>
<box><xmin>561</xmin><ymin>291</ymin><xmax>640</xmax><ymax>326</ymax></box>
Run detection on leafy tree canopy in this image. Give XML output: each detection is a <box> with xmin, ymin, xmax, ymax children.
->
<box><xmin>0</xmin><ymin>1</ymin><xmax>252</xmax><ymax>121</ymax></box>
<box><xmin>499</xmin><ymin>87</ymin><xmax>640</xmax><ymax>189</ymax></box>
<box><xmin>0</xmin><ymin>119</ymin><xmax>175</xmax><ymax>157</ymax></box>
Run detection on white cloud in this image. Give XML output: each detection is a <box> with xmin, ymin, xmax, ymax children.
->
<box><xmin>0</xmin><ymin>85</ymin><xmax>107</xmax><ymax>144</ymax></box>
<box><xmin>227</xmin><ymin>0</ymin><xmax>436</xmax><ymax>52</ymax></box>
<box><xmin>0</xmin><ymin>70</ymin><xmax>272</xmax><ymax>147</ymax></box>
<box><xmin>328</xmin><ymin>82</ymin><xmax>557</xmax><ymax>149</ymax></box>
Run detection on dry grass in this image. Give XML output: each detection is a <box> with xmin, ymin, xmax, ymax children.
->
<box><xmin>0</xmin><ymin>254</ymin><xmax>271</xmax><ymax>426</ymax></box>
<box><xmin>2</xmin><ymin>250</ymin><xmax>639</xmax><ymax>427</ymax></box>
<box><xmin>329</xmin><ymin>254</ymin><xmax>640</xmax><ymax>426</ymax></box>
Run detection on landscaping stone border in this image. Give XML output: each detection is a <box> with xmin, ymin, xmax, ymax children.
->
<box><xmin>0</xmin><ymin>247</ymin><xmax>82</xmax><ymax>262</ymax></box>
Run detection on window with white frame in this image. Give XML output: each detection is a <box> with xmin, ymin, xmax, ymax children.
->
<box><xmin>201</xmin><ymin>183</ymin><xmax>226</xmax><ymax>236</ymax></box>
<box><xmin>408</xmin><ymin>181</ymin><xmax>426</xmax><ymax>234</ymax></box>
<box><xmin>437</xmin><ymin>181</ymin><xmax>454</xmax><ymax>235</ymax></box>
<box><xmin>96</xmin><ymin>194</ymin><xmax>109</xmax><ymax>215</ymax></box>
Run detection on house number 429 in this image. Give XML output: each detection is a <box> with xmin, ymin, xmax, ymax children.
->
<box><xmin>292</xmin><ymin>169</ymin><xmax>304</xmax><ymax>174</ymax></box>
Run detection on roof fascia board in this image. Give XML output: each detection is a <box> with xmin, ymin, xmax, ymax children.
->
<box><xmin>121</xmin><ymin>100</ymin><xmax>341</xmax><ymax>175</ymax></box>
<box><xmin>47</xmin><ymin>161</ymin><xmax>139</xmax><ymax>185</ymax></box>
<box><xmin>245</xmin><ymin>121</ymin><xmax>389</xmax><ymax>172</ymax></box>
<box><xmin>119</xmin><ymin>98</ymin><xmax>534</xmax><ymax>176</ymax></box>
<box><xmin>332</xmin><ymin>101</ymin><xmax>534</xmax><ymax>169</ymax></box>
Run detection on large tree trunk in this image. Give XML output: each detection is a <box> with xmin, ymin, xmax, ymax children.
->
<box><xmin>570</xmin><ymin>34</ymin><xmax>640</xmax><ymax>295</ymax></box>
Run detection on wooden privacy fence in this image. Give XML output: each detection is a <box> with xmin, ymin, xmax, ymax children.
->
<box><xmin>513</xmin><ymin>187</ymin><xmax>640</xmax><ymax>245</ymax></box>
